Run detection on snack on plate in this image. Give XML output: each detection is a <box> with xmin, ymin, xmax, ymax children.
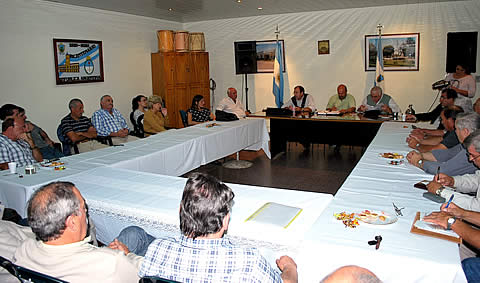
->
<box><xmin>54</xmin><ymin>166</ymin><xmax>66</xmax><ymax>171</ymax></box>
<box><xmin>379</xmin><ymin>152</ymin><xmax>404</xmax><ymax>159</ymax></box>
<box><xmin>334</xmin><ymin>212</ymin><xmax>360</xmax><ymax>228</ymax></box>
<box><xmin>389</xmin><ymin>160</ymin><xmax>404</xmax><ymax>165</ymax></box>
<box><xmin>357</xmin><ymin>210</ymin><xmax>379</xmax><ymax>221</ymax></box>
<box><xmin>206</xmin><ymin>123</ymin><xmax>220</xmax><ymax>128</ymax></box>
<box><xmin>41</xmin><ymin>161</ymin><xmax>65</xmax><ymax>167</ymax></box>
<box><xmin>355</xmin><ymin>210</ymin><xmax>394</xmax><ymax>225</ymax></box>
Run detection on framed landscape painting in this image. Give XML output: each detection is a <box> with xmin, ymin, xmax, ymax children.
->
<box><xmin>364</xmin><ymin>33</ymin><xmax>419</xmax><ymax>71</ymax></box>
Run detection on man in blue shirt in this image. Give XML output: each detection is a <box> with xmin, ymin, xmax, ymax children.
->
<box><xmin>139</xmin><ymin>173</ymin><xmax>298</xmax><ymax>283</ymax></box>
<box><xmin>92</xmin><ymin>94</ymin><xmax>137</xmax><ymax>145</ymax></box>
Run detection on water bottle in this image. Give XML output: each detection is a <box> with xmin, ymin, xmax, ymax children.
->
<box><xmin>405</xmin><ymin>104</ymin><xmax>415</xmax><ymax>115</ymax></box>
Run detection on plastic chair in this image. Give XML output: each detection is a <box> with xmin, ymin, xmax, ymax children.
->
<box><xmin>130</xmin><ymin>112</ymin><xmax>145</xmax><ymax>138</ymax></box>
<box><xmin>0</xmin><ymin>255</ymin><xmax>68</xmax><ymax>283</ymax></box>
<box><xmin>179</xmin><ymin>110</ymin><xmax>188</xmax><ymax>127</ymax></box>
<box><xmin>56</xmin><ymin>124</ymin><xmax>78</xmax><ymax>156</ymax></box>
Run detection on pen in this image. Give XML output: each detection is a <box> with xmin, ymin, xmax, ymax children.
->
<box><xmin>435</xmin><ymin>166</ymin><xmax>441</xmax><ymax>181</ymax></box>
<box><xmin>445</xmin><ymin>195</ymin><xmax>454</xmax><ymax>208</ymax></box>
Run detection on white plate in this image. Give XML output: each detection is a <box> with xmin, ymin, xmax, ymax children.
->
<box><xmin>378</xmin><ymin>153</ymin><xmax>404</xmax><ymax>160</ymax></box>
<box><xmin>355</xmin><ymin>210</ymin><xmax>397</xmax><ymax>225</ymax></box>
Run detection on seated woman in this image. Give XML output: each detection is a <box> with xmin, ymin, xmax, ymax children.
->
<box><xmin>131</xmin><ymin>94</ymin><xmax>147</xmax><ymax>123</ymax></box>
<box><xmin>143</xmin><ymin>96</ymin><xmax>168</xmax><ymax>137</ymax></box>
<box><xmin>187</xmin><ymin>95</ymin><xmax>215</xmax><ymax>126</ymax></box>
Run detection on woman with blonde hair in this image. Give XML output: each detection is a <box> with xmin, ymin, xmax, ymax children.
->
<box><xmin>143</xmin><ymin>96</ymin><xmax>168</xmax><ymax>136</ymax></box>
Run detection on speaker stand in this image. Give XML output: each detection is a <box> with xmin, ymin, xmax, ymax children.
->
<box><xmin>244</xmin><ymin>73</ymin><xmax>250</xmax><ymax>112</ymax></box>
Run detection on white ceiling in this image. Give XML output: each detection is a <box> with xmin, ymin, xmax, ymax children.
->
<box><xmin>44</xmin><ymin>0</ymin><xmax>460</xmax><ymax>22</ymax></box>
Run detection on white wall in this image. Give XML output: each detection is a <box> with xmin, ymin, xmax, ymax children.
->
<box><xmin>1</xmin><ymin>0</ymin><xmax>479</xmax><ymax>141</ymax></box>
<box><xmin>0</xmin><ymin>0</ymin><xmax>181</xmax><ymax>139</ymax></box>
<box><xmin>185</xmin><ymin>1</ymin><xmax>480</xmax><ymax>113</ymax></box>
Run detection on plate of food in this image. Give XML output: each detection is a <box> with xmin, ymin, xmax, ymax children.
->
<box><xmin>355</xmin><ymin>210</ymin><xmax>397</xmax><ymax>225</ymax></box>
<box><xmin>39</xmin><ymin>161</ymin><xmax>66</xmax><ymax>170</ymax></box>
<box><xmin>379</xmin><ymin>152</ymin><xmax>404</xmax><ymax>159</ymax></box>
<box><xmin>206</xmin><ymin>123</ymin><xmax>220</xmax><ymax>128</ymax></box>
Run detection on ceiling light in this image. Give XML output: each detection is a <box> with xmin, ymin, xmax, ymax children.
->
<box><xmin>236</xmin><ymin>0</ymin><xmax>241</xmax><ymax>3</ymax></box>
<box><xmin>257</xmin><ymin>7</ymin><xmax>263</xmax><ymax>10</ymax></box>
<box><xmin>168</xmin><ymin>8</ymin><xmax>173</xmax><ymax>11</ymax></box>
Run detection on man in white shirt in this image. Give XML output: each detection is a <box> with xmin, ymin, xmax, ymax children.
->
<box><xmin>13</xmin><ymin>181</ymin><xmax>146</xmax><ymax>283</ymax></box>
<box><xmin>216</xmin><ymin>88</ymin><xmax>249</xmax><ymax>119</ymax></box>
<box><xmin>283</xmin><ymin>85</ymin><xmax>316</xmax><ymax>114</ymax></box>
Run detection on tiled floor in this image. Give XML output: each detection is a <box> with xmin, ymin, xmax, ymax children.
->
<box><xmin>184</xmin><ymin>143</ymin><xmax>365</xmax><ymax>195</ymax></box>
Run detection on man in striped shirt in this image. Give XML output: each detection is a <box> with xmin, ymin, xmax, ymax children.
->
<box><xmin>60</xmin><ymin>99</ymin><xmax>108</xmax><ymax>154</ymax></box>
<box><xmin>92</xmin><ymin>94</ymin><xmax>137</xmax><ymax>145</ymax></box>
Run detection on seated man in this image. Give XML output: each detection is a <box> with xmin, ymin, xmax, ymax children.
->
<box><xmin>60</xmin><ymin>98</ymin><xmax>108</xmax><ymax>153</ymax></box>
<box><xmin>25</xmin><ymin>121</ymin><xmax>63</xmax><ymax>159</ymax></box>
<box><xmin>406</xmin><ymin>106</ymin><xmax>463</xmax><ymax>152</ymax></box>
<box><xmin>426</xmin><ymin>129</ymin><xmax>480</xmax><ymax>211</ymax></box>
<box><xmin>283</xmin><ymin>85</ymin><xmax>316</xmax><ymax>114</ymax></box>
<box><xmin>358</xmin><ymin>86</ymin><xmax>400</xmax><ymax>114</ymax></box>
<box><xmin>216</xmin><ymin>87</ymin><xmax>249</xmax><ymax>119</ymax></box>
<box><xmin>13</xmin><ymin>181</ymin><xmax>147</xmax><ymax>282</ymax></box>
<box><xmin>326</xmin><ymin>84</ymin><xmax>356</xmax><ymax>114</ymax></box>
<box><xmin>92</xmin><ymin>94</ymin><xmax>137</xmax><ymax>145</ymax></box>
<box><xmin>406</xmin><ymin>113</ymin><xmax>480</xmax><ymax>176</ymax></box>
<box><xmin>406</xmin><ymin>88</ymin><xmax>457</xmax><ymax>128</ymax></box>
<box><xmin>424</xmin><ymin>202</ymin><xmax>480</xmax><ymax>282</ymax></box>
<box><xmin>0</xmin><ymin>118</ymin><xmax>42</xmax><ymax>170</ymax></box>
<box><xmin>139</xmin><ymin>173</ymin><xmax>298</xmax><ymax>283</ymax></box>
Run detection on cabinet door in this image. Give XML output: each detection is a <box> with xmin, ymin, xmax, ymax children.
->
<box><xmin>175</xmin><ymin>86</ymin><xmax>189</xmax><ymax>128</ymax></box>
<box><xmin>174</xmin><ymin>53</ymin><xmax>191</xmax><ymax>85</ymax></box>
<box><xmin>190</xmin><ymin>52</ymin><xmax>209</xmax><ymax>84</ymax></box>
<box><xmin>164</xmin><ymin>88</ymin><xmax>176</xmax><ymax>128</ymax></box>
<box><xmin>162</xmin><ymin>53</ymin><xmax>176</xmax><ymax>88</ymax></box>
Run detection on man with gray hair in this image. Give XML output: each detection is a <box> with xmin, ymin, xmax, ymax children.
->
<box><xmin>92</xmin><ymin>94</ymin><xmax>137</xmax><ymax>145</ymax></box>
<box><xmin>407</xmin><ymin>112</ymin><xmax>480</xmax><ymax>176</ymax></box>
<box><xmin>59</xmin><ymin>98</ymin><xmax>107</xmax><ymax>154</ymax></box>
<box><xmin>426</xmin><ymin>129</ymin><xmax>480</xmax><ymax>212</ymax></box>
<box><xmin>321</xmin><ymin>265</ymin><xmax>381</xmax><ymax>283</ymax></box>
<box><xmin>13</xmin><ymin>181</ymin><xmax>152</xmax><ymax>282</ymax></box>
<box><xmin>358</xmin><ymin>86</ymin><xmax>400</xmax><ymax>114</ymax></box>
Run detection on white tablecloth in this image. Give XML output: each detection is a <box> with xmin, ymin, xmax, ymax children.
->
<box><xmin>298</xmin><ymin>122</ymin><xmax>467</xmax><ymax>282</ymax></box>
<box><xmin>0</xmin><ymin>119</ymin><xmax>270</xmax><ymax>217</ymax></box>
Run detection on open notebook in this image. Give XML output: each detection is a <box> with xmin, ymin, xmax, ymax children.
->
<box><xmin>245</xmin><ymin>202</ymin><xmax>303</xmax><ymax>229</ymax></box>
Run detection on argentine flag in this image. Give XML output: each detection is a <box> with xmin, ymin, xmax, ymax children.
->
<box><xmin>374</xmin><ymin>36</ymin><xmax>385</xmax><ymax>91</ymax></box>
<box><xmin>272</xmin><ymin>41</ymin><xmax>284</xmax><ymax>108</ymax></box>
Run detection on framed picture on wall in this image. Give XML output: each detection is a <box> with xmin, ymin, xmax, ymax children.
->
<box><xmin>256</xmin><ymin>40</ymin><xmax>285</xmax><ymax>73</ymax></box>
<box><xmin>53</xmin><ymin>38</ymin><xmax>104</xmax><ymax>85</ymax></box>
<box><xmin>318</xmin><ymin>40</ymin><xmax>330</xmax><ymax>55</ymax></box>
<box><xmin>364</xmin><ymin>33</ymin><xmax>420</xmax><ymax>71</ymax></box>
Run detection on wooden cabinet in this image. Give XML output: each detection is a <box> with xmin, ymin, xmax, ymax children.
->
<box><xmin>151</xmin><ymin>52</ymin><xmax>210</xmax><ymax>128</ymax></box>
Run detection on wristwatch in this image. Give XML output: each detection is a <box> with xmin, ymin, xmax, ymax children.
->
<box><xmin>435</xmin><ymin>186</ymin><xmax>444</xmax><ymax>196</ymax></box>
<box><xmin>417</xmin><ymin>159</ymin><xmax>423</xmax><ymax>168</ymax></box>
<box><xmin>447</xmin><ymin>217</ymin><xmax>457</xmax><ymax>230</ymax></box>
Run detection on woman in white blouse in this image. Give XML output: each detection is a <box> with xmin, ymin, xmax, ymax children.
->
<box><xmin>446</xmin><ymin>63</ymin><xmax>476</xmax><ymax>112</ymax></box>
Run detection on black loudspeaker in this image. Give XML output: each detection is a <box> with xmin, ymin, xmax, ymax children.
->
<box><xmin>234</xmin><ymin>41</ymin><xmax>257</xmax><ymax>74</ymax></box>
<box><xmin>446</xmin><ymin>32</ymin><xmax>477</xmax><ymax>73</ymax></box>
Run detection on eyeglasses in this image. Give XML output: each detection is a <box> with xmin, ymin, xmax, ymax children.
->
<box><xmin>440</xmin><ymin>96</ymin><xmax>448</xmax><ymax>100</ymax></box>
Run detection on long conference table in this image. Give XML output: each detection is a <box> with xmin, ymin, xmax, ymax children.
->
<box><xmin>0</xmin><ymin>118</ymin><xmax>467</xmax><ymax>282</ymax></box>
<box><xmin>0</xmin><ymin>119</ymin><xmax>270</xmax><ymax>217</ymax></box>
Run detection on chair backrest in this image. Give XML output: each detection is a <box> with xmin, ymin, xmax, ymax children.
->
<box><xmin>179</xmin><ymin>110</ymin><xmax>188</xmax><ymax>128</ymax></box>
<box><xmin>136</xmin><ymin>114</ymin><xmax>145</xmax><ymax>137</ymax></box>
<box><xmin>0</xmin><ymin>255</ymin><xmax>68</xmax><ymax>283</ymax></box>
<box><xmin>139</xmin><ymin>276</ymin><xmax>180</xmax><ymax>283</ymax></box>
<box><xmin>56</xmin><ymin>124</ymin><xmax>71</xmax><ymax>156</ymax></box>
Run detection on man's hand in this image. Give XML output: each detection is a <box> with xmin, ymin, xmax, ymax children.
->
<box><xmin>381</xmin><ymin>104</ymin><xmax>392</xmax><ymax>114</ymax></box>
<box><xmin>108</xmin><ymin>239</ymin><xmax>130</xmax><ymax>255</ymax></box>
<box><xmin>406</xmin><ymin>137</ymin><xmax>419</xmax><ymax>149</ymax></box>
<box><xmin>276</xmin><ymin>255</ymin><xmax>298</xmax><ymax>283</ymax></box>
<box><xmin>427</xmin><ymin>181</ymin><xmax>443</xmax><ymax>194</ymax></box>
<box><xmin>409</xmin><ymin>132</ymin><xmax>424</xmax><ymax>141</ymax></box>
<box><xmin>330</xmin><ymin>106</ymin><xmax>338</xmax><ymax>111</ymax></box>
<box><xmin>406</xmin><ymin>151</ymin><xmax>422</xmax><ymax>167</ymax></box>
<box><xmin>441</xmin><ymin>202</ymin><xmax>465</xmax><ymax>219</ymax></box>
<box><xmin>406</xmin><ymin>114</ymin><xmax>417</xmax><ymax>121</ymax></box>
<box><xmin>357</xmin><ymin>105</ymin><xmax>367</xmax><ymax>112</ymax></box>
<box><xmin>112</xmin><ymin>128</ymin><xmax>129</xmax><ymax>138</ymax></box>
<box><xmin>434</xmin><ymin>173</ymin><xmax>454</xmax><ymax>187</ymax></box>
<box><xmin>423</xmin><ymin>211</ymin><xmax>451</xmax><ymax>229</ymax></box>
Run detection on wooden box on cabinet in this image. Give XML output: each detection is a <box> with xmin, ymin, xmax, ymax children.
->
<box><xmin>151</xmin><ymin>51</ymin><xmax>210</xmax><ymax>128</ymax></box>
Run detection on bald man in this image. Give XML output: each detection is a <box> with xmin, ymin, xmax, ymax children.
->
<box><xmin>321</xmin><ymin>265</ymin><xmax>381</xmax><ymax>283</ymax></box>
<box><xmin>216</xmin><ymin>87</ymin><xmax>249</xmax><ymax>119</ymax></box>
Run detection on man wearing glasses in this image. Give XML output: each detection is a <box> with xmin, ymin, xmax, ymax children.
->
<box><xmin>426</xmin><ymin>129</ymin><xmax>480</xmax><ymax>212</ymax></box>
